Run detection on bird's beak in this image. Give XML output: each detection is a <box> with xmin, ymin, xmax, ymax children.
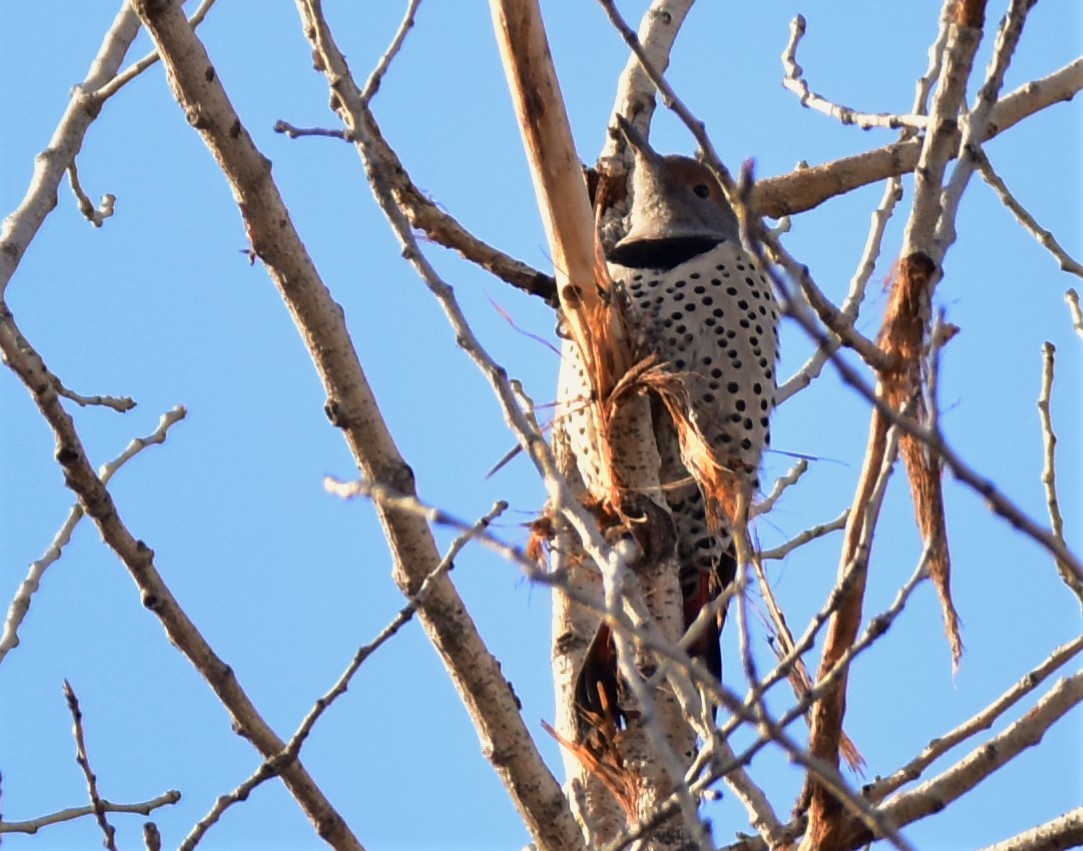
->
<box><xmin>615</xmin><ymin>114</ymin><xmax>664</xmax><ymax>168</ymax></box>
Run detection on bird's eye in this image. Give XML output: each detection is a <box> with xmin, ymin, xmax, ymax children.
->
<box><xmin>693</xmin><ymin>183</ymin><xmax>711</xmax><ymax>199</ymax></box>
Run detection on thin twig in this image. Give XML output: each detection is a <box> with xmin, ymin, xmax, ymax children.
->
<box><xmin>180</xmin><ymin>502</ymin><xmax>506</xmax><ymax>850</ymax></box>
<box><xmin>776</xmin><ymin>176</ymin><xmax>902</xmax><ymax>404</ymax></box>
<box><xmin>0</xmin><ymin>2</ymin><xmax>141</xmax><ymax>299</ymax></box>
<box><xmin>614</xmin><ymin>530</ymin><xmax>930</xmax><ymax>851</ymax></box>
<box><xmin>913</xmin><ymin>3</ymin><xmax>955</xmax><ymax>117</ymax></box>
<box><xmin>67</xmin><ymin>160</ymin><xmax>116</xmax><ymax>228</ymax></box>
<box><xmin>781</xmin><ymin>15</ymin><xmax>928</xmax><ymax>131</ymax></box>
<box><xmin>628</xmin><ymin>471</ymin><xmax>911</xmax><ymax>850</ymax></box>
<box><xmin>770</xmin><ymin>266</ymin><xmax>1083</xmax><ymax>591</ymax></box>
<box><xmin>144</xmin><ymin>821</ymin><xmax>163</xmax><ymax>851</ymax></box>
<box><xmin>66</xmin><ymin>0</ymin><xmax>219</xmax><ymax>228</ymax></box>
<box><xmin>95</xmin><ymin>0</ymin><xmax>219</xmax><ymax>101</ymax></box>
<box><xmin>1</xmin><ymin>406</ymin><xmax>186</xmax><ymax>664</ymax></box>
<box><xmin>325</xmin><ymin>478</ymin><xmax>537</xmax><ymax>571</ymax></box>
<box><xmin>273</xmin><ymin>121</ymin><xmax>348</xmax><ymax>141</ymax></box>
<box><xmin>757</xmin><ymin>57</ymin><xmax>1083</xmax><ymax>219</ymax></box>
<box><xmin>55</xmin><ymin>380</ymin><xmax>135</xmax><ymax>411</ymax></box>
<box><xmin>272</xmin><ymin>113</ymin><xmax>558</xmax><ymax>303</ymax></box>
<box><xmin>1036</xmin><ymin>343</ymin><xmax>1082</xmax><ymax>602</ymax></box>
<box><xmin>1067</xmin><ymin>289</ymin><xmax>1083</xmax><ymax>340</ymax></box>
<box><xmin>880</xmin><ymin>668</ymin><xmax>1083</xmax><ymax>838</ymax></box>
<box><xmin>63</xmin><ymin>681</ymin><xmax>119</xmax><ymax>851</ymax></box>
<box><xmin>360</xmin><ymin>0</ymin><xmax>422</xmax><ymax>103</ymax></box>
<box><xmin>760</xmin><ymin>510</ymin><xmax>848</xmax><ymax>560</ymax></box>
<box><xmin>868</xmin><ymin>633</ymin><xmax>1083</xmax><ymax>802</ymax></box>
<box><xmin>976</xmin><ymin>153</ymin><xmax>1083</xmax><ymax>278</ymax></box>
<box><xmin>752</xmin><ymin>458</ymin><xmax>808</xmax><ymax>518</ymax></box>
<box><xmin>936</xmin><ymin>0</ymin><xmax>1034</xmax><ymax>253</ymax></box>
<box><xmin>0</xmin><ymin>792</ymin><xmax>181</xmax><ymax>836</ymax></box>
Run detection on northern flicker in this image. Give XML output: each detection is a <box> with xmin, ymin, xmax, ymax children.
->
<box><xmin>558</xmin><ymin>117</ymin><xmax>780</xmax><ymax>742</ymax></box>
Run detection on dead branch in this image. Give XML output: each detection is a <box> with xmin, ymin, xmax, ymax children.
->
<box><xmin>752</xmin><ymin>458</ymin><xmax>809</xmax><ymax>517</ymax></box>
<box><xmin>490</xmin><ymin>0</ymin><xmax>632</xmax><ymax>389</ymax></box>
<box><xmin>53</xmin><ymin>379</ymin><xmax>135</xmax><ymax>411</ymax></box>
<box><xmin>936</xmin><ymin>0</ymin><xmax>1034</xmax><ymax>251</ymax></box>
<box><xmin>779</xmin><ymin>282</ymin><xmax>1083</xmax><ymax>585</ymax></box>
<box><xmin>67</xmin><ymin>159</ymin><xmax>116</xmax><ymax>227</ymax></box>
<box><xmin>276</xmin><ymin>103</ymin><xmax>559</xmax><ymax>303</ymax></box>
<box><xmin>145</xmin><ymin>822</ymin><xmax>163</xmax><ymax>851</ymax></box>
<box><xmin>800</xmin><ymin>399</ymin><xmax>898</xmax><ymax>847</ymax></box>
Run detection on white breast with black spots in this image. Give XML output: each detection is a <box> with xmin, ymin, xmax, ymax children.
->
<box><xmin>611</xmin><ymin>241</ymin><xmax>780</xmax><ymax>488</ymax></box>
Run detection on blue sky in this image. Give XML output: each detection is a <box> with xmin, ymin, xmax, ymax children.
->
<box><xmin>1</xmin><ymin>2</ymin><xmax>1080</xmax><ymax>849</ymax></box>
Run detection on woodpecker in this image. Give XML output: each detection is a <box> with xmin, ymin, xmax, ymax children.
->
<box><xmin>558</xmin><ymin>116</ymin><xmax>780</xmax><ymax>736</ymax></box>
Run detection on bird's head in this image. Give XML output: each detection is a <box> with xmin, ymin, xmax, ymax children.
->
<box><xmin>608</xmin><ymin>115</ymin><xmax>740</xmax><ymax>268</ymax></box>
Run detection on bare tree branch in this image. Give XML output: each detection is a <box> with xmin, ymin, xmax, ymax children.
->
<box><xmin>754</xmin><ymin>58</ymin><xmax>1083</xmax><ymax>219</ymax></box>
<box><xmin>759</xmin><ymin>511</ymin><xmax>848</xmax><ymax>561</ymax></box>
<box><xmin>977</xmin><ymin>153</ymin><xmax>1083</xmax><ymax>278</ymax></box>
<box><xmin>752</xmin><ymin>458</ymin><xmax>809</xmax><ymax>517</ymax></box>
<box><xmin>782</xmin><ymin>15</ymin><xmax>928</xmax><ymax>131</ymax></box>
<box><xmin>976</xmin><ymin>806</ymin><xmax>1083</xmax><ymax>851</ymax></box>
<box><xmin>936</xmin><ymin>0</ymin><xmax>1034</xmax><ymax>253</ymax></box>
<box><xmin>1037</xmin><ymin>343</ymin><xmax>1083</xmax><ymax>602</ymax></box>
<box><xmin>144</xmin><ymin>821</ymin><xmax>163</xmax><ymax>851</ymax></box>
<box><xmin>67</xmin><ymin>159</ymin><xmax>116</xmax><ymax>228</ymax></box>
<box><xmin>876</xmin><ymin>668</ymin><xmax>1083</xmax><ymax>842</ymax></box>
<box><xmin>0</xmin><ymin>792</ymin><xmax>181</xmax><ymax>837</ymax></box>
<box><xmin>1067</xmin><ymin>289</ymin><xmax>1083</xmax><ymax>340</ymax></box>
<box><xmin>360</xmin><ymin>0</ymin><xmax>421</xmax><ymax>104</ymax></box>
<box><xmin>0</xmin><ymin>1</ymin><xmax>140</xmax><ymax>297</ymax></box>
<box><xmin>53</xmin><ymin>379</ymin><xmax>135</xmax><ymax>411</ymax></box>
<box><xmin>180</xmin><ymin>501</ymin><xmax>507</xmax><ymax>851</ymax></box>
<box><xmin>0</xmin><ymin>302</ymin><xmax>363</xmax><ymax>850</ymax></box>
<box><xmin>778</xmin><ymin>283</ymin><xmax>1083</xmax><ymax>588</ymax></box>
<box><xmin>0</xmin><ymin>406</ymin><xmax>186</xmax><ymax>664</ymax></box>
<box><xmin>63</xmin><ymin>681</ymin><xmax>119</xmax><ymax>851</ymax></box>
<box><xmin>96</xmin><ymin>0</ymin><xmax>220</xmax><ymax>102</ymax></box>
<box><xmin>295</xmin><ymin>3</ymin><xmax>586</xmax><ymax>847</ymax></box>
<box><xmin>600</xmin><ymin>0</ymin><xmax>695</xmax><ymax>156</ymax></box>
<box><xmin>868</xmin><ymin>634</ymin><xmax>1083</xmax><ymax>803</ymax></box>
<box><xmin>776</xmin><ymin>175</ymin><xmax>902</xmax><ymax>404</ymax></box>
